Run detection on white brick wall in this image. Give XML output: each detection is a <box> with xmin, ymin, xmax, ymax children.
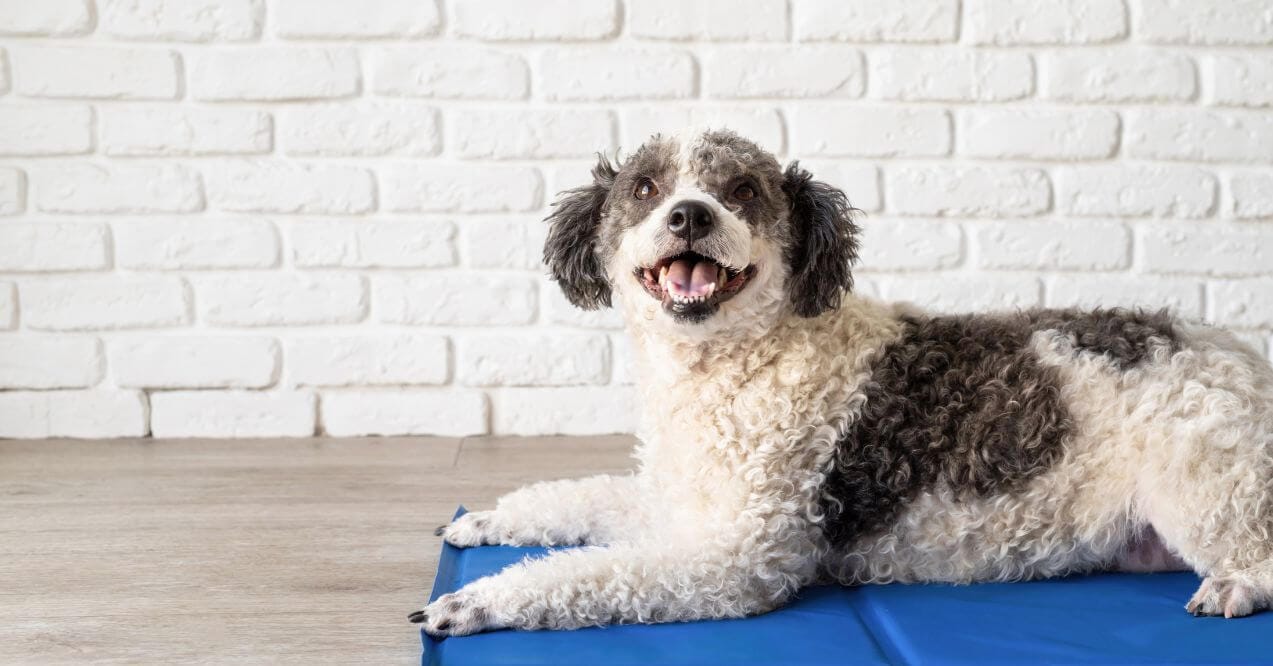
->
<box><xmin>0</xmin><ymin>0</ymin><xmax>1271</xmax><ymax>439</ymax></box>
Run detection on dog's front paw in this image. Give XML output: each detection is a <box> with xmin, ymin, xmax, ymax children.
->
<box><xmin>1186</xmin><ymin>576</ymin><xmax>1263</xmax><ymax>618</ymax></box>
<box><xmin>409</xmin><ymin>589</ymin><xmax>498</xmax><ymax>638</ymax></box>
<box><xmin>434</xmin><ymin>511</ymin><xmax>498</xmax><ymax>548</ymax></box>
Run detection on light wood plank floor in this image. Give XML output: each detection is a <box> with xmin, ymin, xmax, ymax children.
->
<box><xmin>0</xmin><ymin>436</ymin><xmax>636</xmax><ymax>664</ymax></box>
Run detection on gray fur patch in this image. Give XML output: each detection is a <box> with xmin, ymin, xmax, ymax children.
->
<box><xmin>819</xmin><ymin>307</ymin><xmax>1179</xmax><ymax>548</ymax></box>
<box><xmin>684</xmin><ymin>130</ymin><xmax>787</xmax><ymax>232</ymax></box>
<box><xmin>1023</xmin><ymin>307</ymin><xmax>1178</xmax><ymax>368</ymax></box>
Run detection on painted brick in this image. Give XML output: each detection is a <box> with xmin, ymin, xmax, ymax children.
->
<box><xmin>492</xmin><ymin>387</ymin><xmax>638</xmax><ymax>436</ymax></box>
<box><xmin>453</xmin><ymin>0</ymin><xmax>618</xmax><ymax>40</ymax></box>
<box><xmin>0</xmin><ymin>222</ymin><xmax>109</xmax><ymax>272</ymax></box>
<box><xmin>0</xmin><ymin>283</ymin><xmax>14</xmax><ymax>329</ymax></box>
<box><xmin>858</xmin><ymin>219</ymin><xmax>963</xmax><ymax>271</ymax></box>
<box><xmin>189</xmin><ymin>49</ymin><xmax>359</xmax><ymax>101</ymax></box>
<box><xmin>281</xmin><ymin>104</ymin><xmax>439</xmax><ymax>157</ymax></box>
<box><xmin>794</xmin><ymin>0</ymin><xmax>958</xmax><ymax>43</ymax></box>
<box><xmin>372</xmin><ymin>47</ymin><xmax>529</xmax><ymax>100</ymax></box>
<box><xmin>1211</xmin><ymin>55</ymin><xmax>1273</xmax><ymax>107</ymax></box>
<box><xmin>1231</xmin><ymin>172</ymin><xmax>1273</xmax><ymax>220</ymax></box>
<box><xmin>206</xmin><ymin>162</ymin><xmax>374</xmax><ymax>215</ymax></box>
<box><xmin>275</xmin><ymin>0</ymin><xmax>440</xmax><ymax>38</ymax></box>
<box><xmin>610</xmin><ymin>333</ymin><xmax>636</xmax><ymax>385</ymax></box>
<box><xmin>1047</xmin><ymin>275</ymin><xmax>1203</xmax><ymax>316</ymax></box>
<box><xmin>113</xmin><ymin>219</ymin><xmax>279</xmax><ymax>270</ymax></box>
<box><xmin>1134</xmin><ymin>0</ymin><xmax>1273</xmax><ymax>46</ymax></box>
<box><xmin>22</xmin><ymin>276</ymin><xmax>188</xmax><ymax>331</ymax></box>
<box><xmin>457</xmin><ymin>334</ymin><xmax>609</xmax><ymax>386</ymax></box>
<box><xmin>102</xmin><ymin>107</ymin><xmax>272</xmax><ymax>156</ymax></box>
<box><xmin>0</xmin><ymin>168</ymin><xmax>23</xmax><ymax>216</ymax></box>
<box><xmin>882</xmin><ymin>275</ymin><xmax>1042</xmax><ymax>312</ymax></box>
<box><xmin>542</xmin><ymin>283</ymin><xmax>624</xmax><ymax>329</ymax></box>
<box><xmin>382</xmin><ymin>164</ymin><xmax>540</xmax><ymax>213</ymax></box>
<box><xmin>288</xmin><ymin>335</ymin><xmax>449</xmax><ymax>387</ymax></box>
<box><xmin>791</xmin><ymin>106</ymin><xmax>950</xmax><ymax>157</ymax></box>
<box><xmin>956</xmin><ymin>109</ymin><xmax>1120</xmax><ymax>160</ymax></box>
<box><xmin>1211</xmin><ymin>280</ymin><xmax>1273</xmax><ymax>328</ymax></box>
<box><xmin>630</xmin><ymin>0</ymin><xmax>788</xmax><ymax>41</ymax></box>
<box><xmin>0</xmin><ymin>0</ymin><xmax>91</xmax><ymax>36</ymax></box>
<box><xmin>622</xmin><ymin>107</ymin><xmax>785</xmax><ymax>153</ymax></box>
<box><xmin>0</xmin><ymin>390</ymin><xmax>147</xmax><ymax>438</ymax></box>
<box><xmin>321</xmin><ymin>389</ymin><xmax>487</xmax><ymax>437</ymax></box>
<box><xmin>541</xmin><ymin>48</ymin><xmax>695</xmax><ymax>101</ymax></box>
<box><xmin>0</xmin><ymin>105</ymin><xmax>94</xmax><ymax>156</ymax></box>
<box><xmin>1056</xmin><ymin>165</ymin><xmax>1216</xmax><ymax>218</ymax></box>
<box><xmin>705</xmin><ymin>47</ymin><xmax>865</xmax><ymax>98</ymax></box>
<box><xmin>110</xmin><ymin>336</ymin><xmax>278</xmax><ymax>388</ymax></box>
<box><xmin>544</xmin><ymin>162</ymin><xmax>602</xmax><ymax>204</ymax></box>
<box><xmin>100</xmin><ymin>0</ymin><xmax>262</xmax><ymax>41</ymax></box>
<box><xmin>32</xmin><ymin>163</ymin><xmax>203</xmax><ymax>214</ymax></box>
<box><xmin>966</xmin><ymin>0</ymin><xmax>1127</xmax><ymax>44</ymax></box>
<box><xmin>448</xmin><ymin>109</ymin><xmax>615</xmax><ymax>159</ymax></box>
<box><xmin>375</xmin><ymin>274</ymin><xmax>536</xmax><ymax>326</ymax></box>
<box><xmin>886</xmin><ymin>166</ymin><xmax>1051</xmax><ymax>218</ymax></box>
<box><xmin>13</xmin><ymin>47</ymin><xmax>180</xmax><ymax>100</ymax></box>
<box><xmin>195</xmin><ymin>274</ymin><xmax>367</xmax><ymax>327</ymax></box>
<box><xmin>1041</xmin><ymin>51</ymin><xmax>1196</xmax><ymax>102</ymax></box>
<box><xmin>1126</xmin><ymin>110</ymin><xmax>1273</xmax><ymax>163</ymax></box>
<box><xmin>151</xmin><ymin>391</ymin><xmax>315</xmax><ymax>438</ymax></box>
<box><xmin>798</xmin><ymin>161</ymin><xmax>882</xmax><ymax>213</ymax></box>
<box><xmin>0</xmin><ymin>337</ymin><xmax>102</xmax><ymax>389</ymax></box>
<box><xmin>461</xmin><ymin>216</ymin><xmax>548</xmax><ymax>270</ymax></box>
<box><xmin>873</xmin><ymin>49</ymin><xmax>1033</xmax><ymax>101</ymax></box>
<box><xmin>289</xmin><ymin>220</ymin><xmax>454</xmax><ymax>268</ymax></box>
<box><xmin>1140</xmin><ymin>222</ymin><xmax>1273</xmax><ymax>277</ymax></box>
<box><xmin>974</xmin><ymin>220</ymin><xmax>1130</xmax><ymax>270</ymax></box>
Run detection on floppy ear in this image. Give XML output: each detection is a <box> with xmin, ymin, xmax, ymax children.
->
<box><xmin>782</xmin><ymin>161</ymin><xmax>861</xmax><ymax>318</ymax></box>
<box><xmin>543</xmin><ymin>155</ymin><xmax>617</xmax><ymax>310</ymax></box>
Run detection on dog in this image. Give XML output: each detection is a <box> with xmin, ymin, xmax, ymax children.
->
<box><xmin>410</xmin><ymin>129</ymin><xmax>1273</xmax><ymax>637</ymax></box>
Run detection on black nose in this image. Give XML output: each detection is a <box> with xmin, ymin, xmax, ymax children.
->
<box><xmin>667</xmin><ymin>201</ymin><xmax>714</xmax><ymax>242</ymax></box>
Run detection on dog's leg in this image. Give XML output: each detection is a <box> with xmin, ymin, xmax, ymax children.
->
<box><xmin>437</xmin><ymin>474</ymin><xmax>642</xmax><ymax>548</ymax></box>
<box><xmin>411</xmin><ymin>537</ymin><xmax>811</xmax><ymax>637</ymax></box>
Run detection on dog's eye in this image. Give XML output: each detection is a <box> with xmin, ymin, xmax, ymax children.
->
<box><xmin>732</xmin><ymin>183</ymin><xmax>756</xmax><ymax>202</ymax></box>
<box><xmin>634</xmin><ymin>179</ymin><xmax>659</xmax><ymax>200</ymax></box>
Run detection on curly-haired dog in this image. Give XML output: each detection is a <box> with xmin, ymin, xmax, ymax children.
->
<box><xmin>411</xmin><ymin>130</ymin><xmax>1273</xmax><ymax>637</ymax></box>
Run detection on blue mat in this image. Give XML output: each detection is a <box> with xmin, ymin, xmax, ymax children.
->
<box><xmin>422</xmin><ymin>509</ymin><xmax>1273</xmax><ymax>665</ymax></box>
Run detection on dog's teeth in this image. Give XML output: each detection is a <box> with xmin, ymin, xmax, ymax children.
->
<box><xmin>658</xmin><ymin>266</ymin><xmax>668</xmax><ymax>288</ymax></box>
<box><xmin>704</xmin><ymin>283</ymin><xmax>715</xmax><ymax>298</ymax></box>
<box><xmin>717</xmin><ymin>267</ymin><xmax>727</xmax><ymax>289</ymax></box>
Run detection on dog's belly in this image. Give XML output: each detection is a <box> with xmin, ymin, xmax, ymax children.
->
<box><xmin>822</xmin><ymin>430</ymin><xmax>1189</xmax><ymax>584</ymax></box>
<box><xmin>823</xmin><ymin>422</ymin><xmax>1145</xmax><ymax>586</ymax></box>
<box><xmin>1113</xmin><ymin>525</ymin><xmax>1189</xmax><ymax>573</ymax></box>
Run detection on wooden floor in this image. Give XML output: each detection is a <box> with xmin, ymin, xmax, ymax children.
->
<box><xmin>0</xmin><ymin>436</ymin><xmax>636</xmax><ymax>664</ymax></box>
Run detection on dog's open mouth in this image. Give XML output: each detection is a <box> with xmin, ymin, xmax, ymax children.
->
<box><xmin>634</xmin><ymin>251</ymin><xmax>757</xmax><ymax>321</ymax></box>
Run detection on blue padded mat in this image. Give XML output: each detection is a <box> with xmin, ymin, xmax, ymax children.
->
<box><xmin>422</xmin><ymin>509</ymin><xmax>1273</xmax><ymax>665</ymax></box>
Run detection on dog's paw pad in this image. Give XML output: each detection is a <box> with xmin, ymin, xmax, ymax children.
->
<box><xmin>1187</xmin><ymin>577</ymin><xmax>1261</xmax><ymax>618</ymax></box>
<box><xmin>418</xmin><ymin>592</ymin><xmax>492</xmax><ymax>637</ymax></box>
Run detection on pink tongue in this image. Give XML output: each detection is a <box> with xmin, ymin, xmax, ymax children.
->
<box><xmin>666</xmin><ymin>258</ymin><xmax>718</xmax><ymax>298</ymax></box>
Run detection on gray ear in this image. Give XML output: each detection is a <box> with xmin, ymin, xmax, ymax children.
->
<box><xmin>543</xmin><ymin>155</ymin><xmax>617</xmax><ymax>310</ymax></box>
<box><xmin>782</xmin><ymin>161</ymin><xmax>861</xmax><ymax>318</ymax></box>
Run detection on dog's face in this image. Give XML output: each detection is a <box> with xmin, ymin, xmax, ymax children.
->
<box><xmin>545</xmin><ymin>130</ymin><xmax>860</xmax><ymax>337</ymax></box>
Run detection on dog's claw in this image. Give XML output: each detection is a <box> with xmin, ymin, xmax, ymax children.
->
<box><xmin>408</xmin><ymin>610</ymin><xmax>427</xmax><ymax>623</ymax></box>
<box><xmin>434</xmin><ymin>525</ymin><xmax>446</xmax><ymax>537</ymax></box>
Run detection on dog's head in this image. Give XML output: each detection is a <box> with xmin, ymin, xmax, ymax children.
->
<box><xmin>544</xmin><ymin>129</ymin><xmax>860</xmax><ymax>337</ymax></box>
